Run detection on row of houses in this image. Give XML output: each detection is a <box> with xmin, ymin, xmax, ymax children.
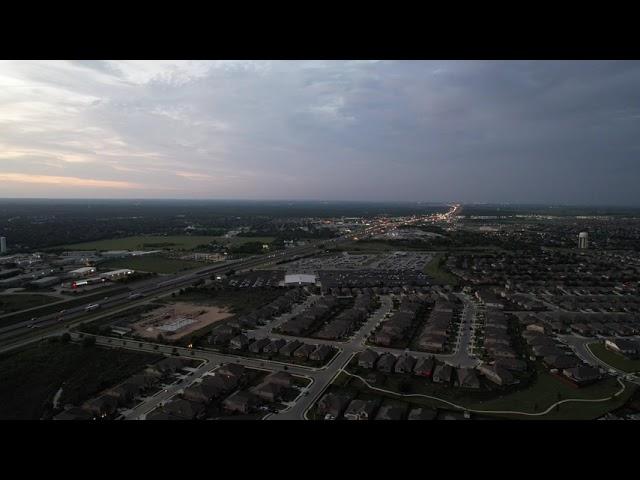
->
<box><xmin>317</xmin><ymin>391</ymin><xmax>437</xmax><ymax>420</ymax></box>
<box><xmin>148</xmin><ymin>363</ymin><xmax>249</xmax><ymax>420</ymax></box>
<box><xmin>279</xmin><ymin>295</ymin><xmax>341</xmax><ymax>336</ymax></box>
<box><xmin>416</xmin><ymin>300</ymin><xmax>458</xmax><ymax>353</ymax></box>
<box><xmin>54</xmin><ymin>357</ymin><xmax>192</xmax><ymax>420</ymax></box>
<box><xmin>520</xmin><ymin>327</ymin><xmax>602</xmax><ymax>386</ymax></box>
<box><xmin>370</xmin><ymin>296</ymin><xmax>426</xmax><ymax>347</ymax></box>
<box><xmin>357</xmin><ymin>350</ymin><xmax>481</xmax><ymax>388</ymax></box>
<box><xmin>223</xmin><ymin>334</ymin><xmax>337</xmax><ymax>363</ymax></box>
<box><xmin>527</xmin><ymin>311</ymin><xmax>640</xmax><ymax>337</ymax></box>
<box><xmin>315</xmin><ymin>294</ymin><xmax>378</xmax><ymax>340</ymax></box>
<box><xmin>480</xmin><ymin>309</ymin><xmax>521</xmax><ymax>361</ymax></box>
<box><xmin>207</xmin><ymin>289</ymin><xmax>308</xmax><ymax>345</ymax></box>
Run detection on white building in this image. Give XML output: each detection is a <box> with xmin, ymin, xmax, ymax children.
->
<box><xmin>69</xmin><ymin>266</ymin><xmax>97</xmax><ymax>278</ymax></box>
<box><xmin>100</xmin><ymin>269</ymin><xmax>134</xmax><ymax>280</ymax></box>
<box><xmin>578</xmin><ymin>232</ymin><xmax>589</xmax><ymax>249</ymax></box>
<box><xmin>0</xmin><ymin>237</ymin><xmax>6</xmax><ymax>254</ymax></box>
<box><xmin>284</xmin><ymin>273</ymin><xmax>317</xmax><ymax>286</ymax></box>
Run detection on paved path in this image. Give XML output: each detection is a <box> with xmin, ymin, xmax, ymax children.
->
<box><xmin>341</xmin><ymin>369</ymin><xmax>628</xmax><ymax>418</ymax></box>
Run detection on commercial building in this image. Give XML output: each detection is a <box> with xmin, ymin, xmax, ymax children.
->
<box><xmin>578</xmin><ymin>232</ymin><xmax>589</xmax><ymax>249</ymax></box>
<box><xmin>69</xmin><ymin>266</ymin><xmax>97</xmax><ymax>278</ymax></box>
<box><xmin>100</xmin><ymin>269</ymin><xmax>134</xmax><ymax>280</ymax></box>
<box><xmin>284</xmin><ymin>273</ymin><xmax>317</xmax><ymax>286</ymax></box>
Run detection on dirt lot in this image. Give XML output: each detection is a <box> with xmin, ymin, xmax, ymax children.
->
<box><xmin>132</xmin><ymin>302</ymin><xmax>233</xmax><ymax>341</ymax></box>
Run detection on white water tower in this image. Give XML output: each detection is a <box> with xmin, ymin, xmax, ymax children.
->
<box><xmin>578</xmin><ymin>232</ymin><xmax>588</xmax><ymax>249</ymax></box>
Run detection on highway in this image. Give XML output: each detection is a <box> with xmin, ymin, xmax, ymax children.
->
<box><xmin>0</xmin><ymin>236</ymin><xmax>353</xmax><ymax>351</ymax></box>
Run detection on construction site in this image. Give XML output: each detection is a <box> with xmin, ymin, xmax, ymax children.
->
<box><xmin>130</xmin><ymin>302</ymin><xmax>233</xmax><ymax>341</ymax></box>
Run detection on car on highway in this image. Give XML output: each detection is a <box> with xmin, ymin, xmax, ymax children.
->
<box><xmin>85</xmin><ymin>304</ymin><xmax>101</xmax><ymax>312</ymax></box>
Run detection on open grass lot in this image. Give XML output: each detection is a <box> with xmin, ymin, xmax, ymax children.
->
<box><xmin>224</xmin><ymin>236</ymin><xmax>275</xmax><ymax>246</ymax></box>
<box><xmin>54</xmin><ymin>235</ymin><xmax>276</xmax><ymax>251</ymax></box>
<box><xmin>172</xmin><ymin>288</ymin><xmax>284</xmax><ymax>316</ymax></box>
<box><xmin>336</xmin><ymin>365</ymin><xmax>635</xmax><ymax>420</ymax></box>
<box><xmin>424</xmin><ymin>252</ymin><xmax>459</xmax><ymax>285</ymax></box>
<box><xmin>0</xmin><ymin>340</ymin><xmax>162</xmax><ymax>420</ymax></box>
<box><xmin>0</xmin><ymin>294</ymin><xmax>60</xmax><ymax>315</ymax></box>
<box><xmin>589</xmin><ymin>342</ymin><xmax>640</xmax><ymax>373</ymax></box>
<box><xmin>99</xmin><ymin>255</ymin><xmax>202</xmax><ymax>274</ymax></box>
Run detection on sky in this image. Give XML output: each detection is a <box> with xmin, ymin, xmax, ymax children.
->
<box><xmin>1</xmin><ymin>60</ymin><xmax>639</xmax><ymax>205</ymax></box>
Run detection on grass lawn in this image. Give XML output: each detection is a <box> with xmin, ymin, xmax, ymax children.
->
<box><xmin>54</xmin><ymin>235</ymin><xmax>275</xmax><ymax>252</ymax></box>
<box><xmin>99</xmin><ymin>255</ymin><xmax>202</xmax><ymax>274</ymax></box>
<box><xmin>464</xmin><ymin>372</ymin><xmax>634</xmax><ymax>420</ymax></box>
<box><xmin>0</xmin><ymin>340</ymin><xmax>162</xmax><ymax>420</ymax></box>
<box><xmin>0</xmin><ymin>294</ymin><xmax>60</xmax><ymax>315</ymax></box>
<box><xmin>424</xmin><ymin>252</ymin><xmax>459</xmax><ymax>285</ymax></box>
<box><xmin>337</xmin><ymin>365</ymin><xmax>635</xmax><ymax>420</ymax></box>
<box><xmin>589</xmin><ymin>342</ymin><xmax>640</xmax><ymax>373</ymax></box>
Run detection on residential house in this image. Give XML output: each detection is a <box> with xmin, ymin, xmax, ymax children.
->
<box><xmin>376</xmin><ymin>353</ymin><xmax>397</xmax><ymax>373</ymax></box>
<box><xmin>263</xmin><ymin>338</ymin><xmax>287</xmax><ymax>354</ymax></box>
<box><xmin>493</xmin><ymin>358</ymin><xmax>527</xmax><ymax>372</ymax></box>
<box><xmin>218</xmin><ymin>363</ymin><xmax>246</xmax><ymax>379</ymax></box>
<box><xmin>432</xmin><ymin>365</ymin><xmax>453</xmax><ymax>384</ymax></box>
<box><xmin>317</xmin><ymin>392</ymin><xmax>352</xmax><ymax>420</ymax></box>
<box><xmin>407</xmin><ymin>408</ymin><xmax>437</xmax><ymax>420</ymax></box>
<box><xmin>265</xmin><ymin>371</ymin><xmax>294</xmax><ymax>388</ymax></box>
<box><xmin>413</xmin><ymin>357</ymin><xmax>435</xmax><ymax>377</ymax></box>
<box><xmin>229</xmin><ymin>334</ymin><xmax>250</xmax><ymax>351</ymax></box>
<box><xmin>394</xmin><ymin>355</ymin><xmax>416</xmax><ymax>374</ymax></box>
<box><xmin>248</xmin><ymin>338</ymin><xmax>271</xmax><ymax>354</ymax></box>
<box><xmin>344</xmin><ymin>399</ymin><xmax>379</xmax><ymax>420</ymax></box>
<box><xmin>563</xmin><ymin>365</ymin><xmax>601</xmax><ymax>386</ymax></box>
<box><xmin>375</xmin><ymin>404</ymin><xmax>407</xmax><ymax>420</ymax></box>
<box><xmin>222</xmin><ymin>391</ymin><xmax>258</xmax><ymax>414</ymax></box>
<box><xmin>478</xmin><ymin>364</ymin><xmax>516</xmax><ymax>386</ymax></box>
<box><xmin>182</xmin><ymin>382</ymin><xmax>222</xmax><ymax>404</ymax></box>
<box><xmin>250</xmin><ymin>381</ymin><xmax>284</xmax><ymax>402</ymax></box>
<box><xmin>82</xmin><ymin>395</ymin><xmax>118</xmax><ymax>418</ymax></box>
<box><xmin>358</xmin><ymin>349</ymin><xmax>379</xmax><ymax>369</ymax></box>
<box><xmin>279</xmin><ymin>340</ymin><xmax>303</xmax><ymax>357</ymax></box>
<box><xmin>293</xmin><ymin>343</ymin><xmax>316</xmax><ymax>360</ymax></box>
<box><xmin>455</xmin><ymin>368</ymin><xmax>480</xmax><ymax>389</ymax></box>
<box><xmin>163</xmin><ymin>399</ymin><xmax>205</xmax><ymax>420</ymax></box>
<box><xmin>309</xmin><ymin>344</ymin><xmax>334</xmax><ymax>363</ymax></box>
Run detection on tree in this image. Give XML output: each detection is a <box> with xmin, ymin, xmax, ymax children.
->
<box><xmin>60</xmin><ymin>333</ymin><xmax>71</xmax><ymax>343</ymax></box>
<box><xmin>82</xmin><ymin>336</ymin><xmax>96</xmax><ymax>347</ymax></box>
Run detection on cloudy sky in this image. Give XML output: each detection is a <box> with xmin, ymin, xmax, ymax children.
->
<box><xmin>1</xmin><ymin>60</ymin><xmax>639</xmax><ymax>205</ymax></box>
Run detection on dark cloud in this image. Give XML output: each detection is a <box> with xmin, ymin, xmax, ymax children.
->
<box><xmin>0</xmin><ymin>60</ymin><xmax>639</xmax><ymax>204</ymax></box>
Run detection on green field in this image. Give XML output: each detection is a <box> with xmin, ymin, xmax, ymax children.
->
<box><xmin>0</xmin><ymin>294</ymin><xmax>60</xmax><ymax>315</ymax></box>
<box><xmin>0</xmin><ymin>340</ymin><xmax>161</xmax><ymax>420</ymax></box>
<box><xmin>424</xmin><ymin>252</ymin><xmax>459</xmax><ymax>285</ymax></box>
<box><xmin>99</xmin><ymin>255</ymin><xmax>202</xmax><ymax>274</ymax></box>
<box><xmin>589</xmin><ymin>343</ymin><xmax>640</xmax><ymax>373</ymax></box>
<box><xmin>54</xmin><ymin>235</ymin><xmax>275</xmax><ymax>251</ymax></box>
